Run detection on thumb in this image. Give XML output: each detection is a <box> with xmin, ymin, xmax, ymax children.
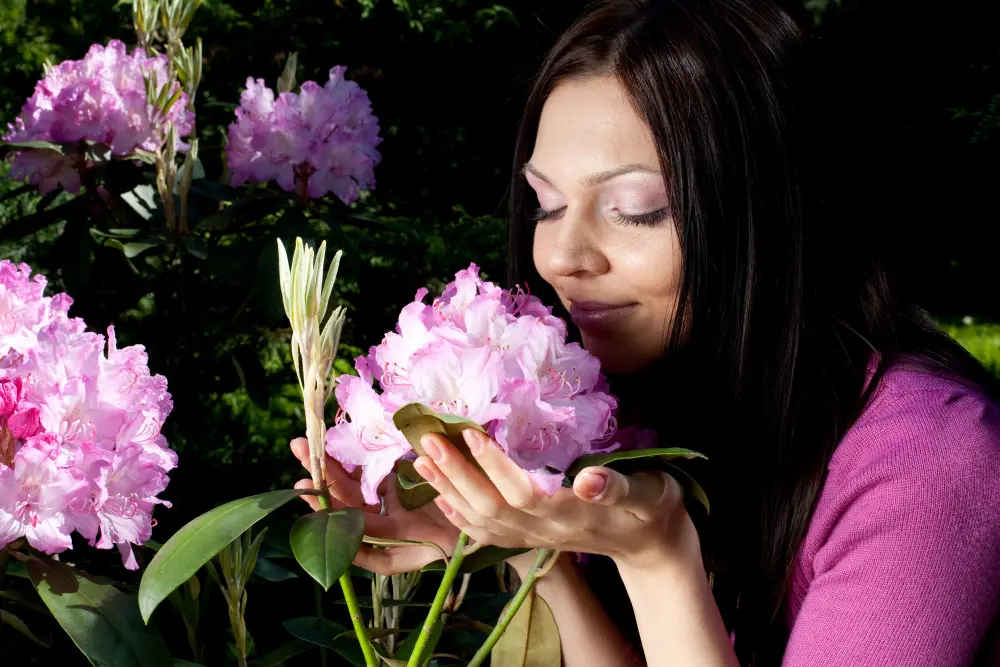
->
<box><xmin>573</xmin><ymin>467</ymin><xmax>679</xmax><ymax>521</ymax></box>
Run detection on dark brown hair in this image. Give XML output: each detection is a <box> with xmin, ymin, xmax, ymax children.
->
<box><xmin>506</xmin><ymin>0</ymin><xmax>995</xmax><ymax>663</ymax></box>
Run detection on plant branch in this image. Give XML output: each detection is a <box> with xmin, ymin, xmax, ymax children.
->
<box><xmin>406</xmin><ymin>532</ymin><xmax>470</xmax><ymax>667</ymax></box>
<box><xmin>466</xmin><ymin>548</ymin><xmax>557</xmax><ymax>667</ymax></box>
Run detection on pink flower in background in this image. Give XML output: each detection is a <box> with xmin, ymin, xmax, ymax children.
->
<box><xmin>326</xmin><ymin>263</ymin><xmax>619</xmax><ymax>504</ymax></box>
<box><xmin>226</xmin><ymin>66</ymin><xmax>382</xmax><ymax>204</ymax></box>
<box><xmin>2</xmin><ymin>40</ymin><xmax>195</xmax><ymax>194</ymax></box>
<box><xmin>0</xmin><ymin>260</ymin><xmax>175</xmax><ymax>568</ymax></box>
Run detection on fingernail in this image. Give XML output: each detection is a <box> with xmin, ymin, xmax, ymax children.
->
<box><xmin>464</xmin><ymin>429</ymin><xmax>483</xmax><ymax>455</ymax></box>
<box><xmin>578</xmin><ymin>471</ymin><xmax>607</xmax><ymax>498</ymax></box>
<box><xmin>421</xmin><ymin>434</ymin><xmax>443</xmax><ymax>461</ymax></box>
<box><xmin>435</xmin><ymin>497</ymin><xmax>454</xmax><ymax>516</ymax></box>
<box><xmin>414</xmin><ymin>458</ymin><xmax>437</xmax><ymax>483</ymax></box>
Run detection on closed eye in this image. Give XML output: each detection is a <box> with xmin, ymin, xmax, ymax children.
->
<box><xmin>531</xmin><ymin>206</ymin><xmax>567</xmax><ymax>222</ymax></box>
<box><xmin>610</xmin><ymin>208</ymin><xmax>669</xmax><ymax>227</ymax></box>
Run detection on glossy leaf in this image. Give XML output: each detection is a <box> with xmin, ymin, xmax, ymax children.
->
<box><xmin>283</xmin><ymin>616</ymin><xmax>348</xmax><ymax>649</ymax></box>
<box><xmin>283</xmin><ymin>616</ymin><xmax>365</xmax><ymax>666</ymax></box>
<box><xmin>0</xmin><ymin>608</ymin><xmax>52</xmax><ymax>648</ymax></box>
<box><xmin>490</xmin><ymin>590</ymin><xmax>560</xmax><ymax>667</ymax></box>
<box><xmin>254</xmin><ymin>556</ymin><xmax>298</xmax><ymax>582</ymax></box>
<box><xmin>395</xmin><ymin>460</ymin><xmax>440</xmax><ymax>511</ymax></box>
<box><xmin>28</xmin><ymin>559</ymin><xmax>172</xmax><ymax>667</ymax></box>
<box><xmin>565</xmin><ymin>447</ymin><xmax>707</xmax><ymax>476</ymax></box>
<box><xmin>139</xmin><ymin>489</ymin><xmax>309</xmax><ymax>623</ymax></box>
<box><xmin>663</xmin><ymin>462</ymin><xmax>711</xmax><ymax>514</ymax></box>
<box><xmin>1</xmin><ymin>140</ymin><xmax>63</xmax><ymax>153</ymax></box>
<box><xmin>248</xmin><ymin>639</ymin><xmax>311</xmax><ymax>667</ymax></box>
<box><xmin>393</xmin><ymin>617</ymin><xmax>443</xmax><ymax>665</ymax></box>
<box><xmin>423</xmin><ymin>545</ymin><xmax>529</xmax><ymax>574</ymax></box>
<box><xmin>289</xmin><ymin>508</ymin><xmax>365</xmax><ymax>590</ymax></box>
<box><xmin>392</xmin><ymin>403</ymin><xmax>486</xmax><ymax>510</ymax></box>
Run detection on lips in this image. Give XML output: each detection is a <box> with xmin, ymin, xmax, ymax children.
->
<box><xmin>568</xmin><ymin>300</ymin><xmax>638</xmax><ymax>331</ymax></box>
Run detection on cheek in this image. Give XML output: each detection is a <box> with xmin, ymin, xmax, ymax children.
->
<box><xmin>614</xmin><ymin>225</ymin><xmax>682</xmax><ymax>306</ymax></box>
<box><xmin>531</xmin><ymin>224</ymin><xmax>559</xmax><ymax>286</ymax></box>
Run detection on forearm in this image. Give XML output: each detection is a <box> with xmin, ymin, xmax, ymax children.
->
<box><xmin>615</xmin><ymin>549</ymin><xmax>739</xmax><ymax>667</ymax></box>
<box><xmin>513</xmin><ymin>552</ymin><xmax>642</xmax><ymax>667</ymax></box>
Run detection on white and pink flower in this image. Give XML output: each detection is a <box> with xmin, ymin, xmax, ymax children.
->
<box><xmin>226</xmin><ymin>66</ymin><xmax>382</xmax><ymax>204</ymax></box>
<box><xmin>325</xmin><ymin>263</ymin><xmax>618</xmax><ymax>505</ymax></box>
<box><xmin>0</xmin><ymin>260</ymin><xmax>174</xmax><ymax>568</ymax></box>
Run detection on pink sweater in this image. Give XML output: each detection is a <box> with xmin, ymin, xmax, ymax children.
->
<box><xmin>784</xmin><ymin>363</ymin><xmax>1000</xmax><ymax>666</ymax></box>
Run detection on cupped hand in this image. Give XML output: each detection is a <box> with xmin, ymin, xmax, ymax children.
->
<box><xmin>290</xmin><ymin>438</ymin><xmax>461</xmax><ymax>575</ymax></box>
<box><xmin>411</xmin><ymin>429</ymin><xmax>700</xmax><ymax>569</ymax></box>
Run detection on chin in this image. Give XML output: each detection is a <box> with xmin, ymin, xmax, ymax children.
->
<box><xmin>581</xmin><ymin>335</ymin><xmax>651</xmax><ymax>376</ymax></box>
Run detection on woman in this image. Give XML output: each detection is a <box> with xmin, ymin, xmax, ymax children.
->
<box><xmin>293</xmin><ymin>0</ymin><xmax>1000</xmax><ymax>664</ymax></box>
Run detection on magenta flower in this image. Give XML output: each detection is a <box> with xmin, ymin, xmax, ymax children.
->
<box><xmin>326</xmin><ymin>264</ymin><xmax>619</xmax><ymax>505</ymax></box>
<box><xmin>0</xmin><ymin>260</ymin><xmax>175</xmax><ymax>568</ymax></box>
<box><xmin>226</xmin><ymin>66</ymin><xmax>382</xmax><ymax>204</ymax></box>
<box><xmin>2</xmin><ymin>40</ymin><xmax>195</xmax><ymax>194</ymax></box>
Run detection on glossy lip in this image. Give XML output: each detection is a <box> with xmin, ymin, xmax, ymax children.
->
<box><xmin>568</xmin><ymin>300</ymin><xmax>638</xmax><ymax>331</ymax></box>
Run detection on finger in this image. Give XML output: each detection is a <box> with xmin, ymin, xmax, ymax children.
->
<box><xmin>290</xmin><ymin>438</ymin><xmax>310</xmax><ymax>469</ymax></box>
<box><xmin>361</xmin><ymin>512</ymin><xmax>456</xmax><ymax>545</ymax></box>
<box><xmin>294</xmin><ymin>478</ymin><xmax>352</xmax><ymax>512</ymax></box>
<box><xmin>573</xmin><ymin>468</ymin><xmax>680</xmax><ymax>521</ymax></box>
<box><xmin>354</xmin><ymin>545</ymin><xmax>443</xmax><ymax>576</ymax></box>
<box><xmin>433</xmin><ymin>497</ymin><xmax>522</xmax><ymax>549</ymax></box>
<box><xmin>325</xmin><ymin>457</ymin><xmax>367</xmax><ymax>508</ymax></box>
<box><xmin>419</xmin><ymin>433</ymin><xmax>510</xmax><ymax>523</ymax></box>
<box><xmin>463</xmin><ymin>429</ymin><xmax>545</xmax><ymax>514</ymax></box>
<box><xmin>412</xmin><ymin>455</ymin><xmax>483</xmax><ymax>524</ymax></box>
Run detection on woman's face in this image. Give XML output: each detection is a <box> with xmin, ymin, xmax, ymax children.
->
<box><xmin>527</xmin><ymin>75</ymin><xmax>682</xmax><ymax>374</ymax></box>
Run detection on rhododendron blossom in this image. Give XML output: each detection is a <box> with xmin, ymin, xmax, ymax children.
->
<box><xmin>226</xmin><ymin>66</ymin><xmax>382</xmax><ymax>204</ymax></box>
<box><xmin>326</xmin><ymin>264</ymin><xmax>619</xmax><ymax>504</ymax></box>
<box><xmin>2</xmin><ymin>40</ymin><xmax>195</xmax><ymax>195</ymax></box>
<box><xmin>0</xmin><ymin>260</ymin><xmax>174</xmax><ymax>569</ymax></box>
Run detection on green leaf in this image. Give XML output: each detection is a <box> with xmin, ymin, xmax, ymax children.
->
<box><xmin>491</xmin><ymin>590</ymin><xmax>561</xmax><ymax>667</ymax></box>
<box><xmin>249</xmin><ymin>639</ymin><xmax>311</xmax><ymax>667</ymax></box>
<box><xmin>0</xmin><ymin>608</ymin><xmax>52</xmax><ymax>648</ymax></box>
<box><xmin>138</xmin><ymin>489</ymin><xmax>309</xmax><ymax>623</ymax></box>
<box><xmin>28</xmin><ymin>559</ymin><xmax>172</xmax><ymax>667</ymax></box>
<box><xmin>395</xmin><ymin>460</ymin><xmax>440</xmax><ymax>511</ymax></box>
<box><xmin>663</xmin><ymin>462</ymin><xmax>711</xmax><ymax>514</ymax></box>
<box><xmin>391</xmin><ymin>403</ymin><xmax>486</xmax><ymax>509</ymax></box>
<box><xmin>188</xmin><ymin>179</ymin><xmax>240</xmax><ymax>202</ymax></box>
<box><xmin>394</xmin><ymin>617</ymin><xmax>443</xmax><ymax>664</ymax></box>
<box><xmin>1</xmin><ymin>140</ymin><xmax>64</xmax><ymax>154</ymax></box>
<box><xmin>565</xmin><ymin>447</ymin><xmax>707</xmax><ymax>477</ymax></box>
<box><xmin>180</xmin><ymin>235</ymin><xmax>208</xmax><ymax>260</ymax></box>
<box><xmin>283</xmin><ymin>616</ymin><xmax>347</xmax><ymax>650</ymax></box>
<box><xmin>254</xmin><ymin>556</ymin><xmax>298</xmax><ymax>582</ymax></box>
<box><xmin>282</xmin><ymin>616</ymin><xmax>366</xmax><ymax>666</ymax></box>
<box><xmin>0</xmin><ymin>196</ymin><xmax>83</xmax><ymax>242</ymax></box>
<box><xmin>120</xmin><ymin>184</ymin><xmax>159</xmax><ymax>221</ymax></box>
<box><xmin>423</xmin><ymin>546</ymin><xmax>529</xmax><ymax>574</ymax></box>
<box><xmin>289</xmin><ymin>508</ymin><xmax>365</xmax><ymax>590</ymax></box>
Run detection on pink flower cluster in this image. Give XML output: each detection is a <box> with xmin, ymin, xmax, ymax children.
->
<box><xmin>226</xmin><ymin>66</ymin><xmax>382</xmax><ymax>204</ymax></box>
<box><xmin>0</xmin><ymin>261</ymin><xmax>175</xmax><ymax>569</ymax></box>
<box><xmin>2</xmin><ymin>40</ymin><xmax>195</xmax><ymax>195</ymax></box>
<box><xmin>326</xmin><ymin>264</ymin><xmax>618</xmax><ymax>505</ymax></box>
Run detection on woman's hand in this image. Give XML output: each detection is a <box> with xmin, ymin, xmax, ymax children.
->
<box><xmin>290</xmin><ymin>438</ymin><xmax>461</xmax><ymax>575</ymax></box>
<box><xmin>412</xmin><ymin>429</ymin><xmax>700</xmax><ymax>570</ymax></box>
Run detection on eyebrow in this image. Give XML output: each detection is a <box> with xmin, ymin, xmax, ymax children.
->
<box><xmin>521</xmin><ymin>163</ymin><xmax>661</xmax><ymax>187</ymax></box>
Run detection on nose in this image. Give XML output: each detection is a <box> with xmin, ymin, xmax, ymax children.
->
<box><xmin>535</xmin><ymin>204</ymin><xmax>610</xmax><ymax>279</ymax></box>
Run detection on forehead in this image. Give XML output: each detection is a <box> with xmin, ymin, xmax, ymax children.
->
<box><xmin>531</xmin><ymin>75</ymin><xmax>660</xmax><ymax>179</ymax></box>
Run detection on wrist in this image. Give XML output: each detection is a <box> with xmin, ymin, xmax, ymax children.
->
<box><xmin>613</xmin><ymin>510</ymin><xmax>703</xmax><ymax>574</ymax></box>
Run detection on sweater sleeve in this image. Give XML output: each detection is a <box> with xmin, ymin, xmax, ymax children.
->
<box><xmin>783</xmin><ymin>385</ymin><xmax>1000</xmax><ymax>667</ymax></box>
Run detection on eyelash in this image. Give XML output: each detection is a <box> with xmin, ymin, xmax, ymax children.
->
<box><xmin>531</xmin><ymin>206</ymin><xmax>669</xmax><ymax>227</ymax></box>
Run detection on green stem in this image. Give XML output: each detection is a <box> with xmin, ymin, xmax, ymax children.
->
<box><xmin>467</xmin><ymin>549</ymin><xmax>556</xmax><ymax>667</ymax></box>
<box><xmin>406</xmin><ymin>532</ymin><xmax>470</xmax><ymax>667</ymax></box>
<box><xmin>316</xmin><ymin>493</ymin><xmax>380</xmax><ymax>667</ymax></box>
